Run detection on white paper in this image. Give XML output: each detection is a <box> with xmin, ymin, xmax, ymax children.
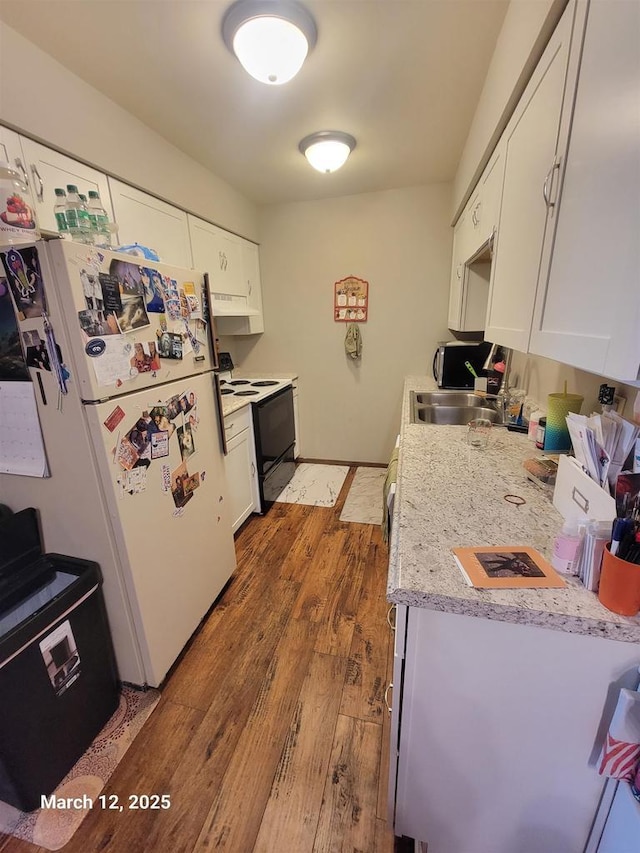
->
<box><xmin>89</xmin><ymin>337</ymin><xmax>134</xmax><ymax>387</ymax></box>
<box><xmin>0</xmin><ymin>381</ymin><xmax>49</xmax><ymax>477</ymax></box>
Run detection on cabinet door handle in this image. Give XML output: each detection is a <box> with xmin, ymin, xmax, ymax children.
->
<box><xmin>248</xmin><ymin>279</ymin><xmax>252</xmax><ymax>295</ymax></box>
<box><xmin>456</xmin><ymin>264</ymin><xmax>462</xmax><ymax>280</ymax></box>
<box><xmin>489</xmin><ymin>227</ymin><xmax>497</xmax><ymax>258</ymax></box>
<box><xmin>14</xmin><ymin>158</ymin><xmax>29</xmax><ymax>187</ymax></box>
<box><xmin>542</xmin><ymin>158</ymin><xmax>561</xmax><ymax>209</ymax></box>
<box><xmin>30</xmin><ymin>164</ymin><xmax>44</xmax><ymax>201</ymax></box>
<box><xmin>386</xmin><ymin>604</ymin><xmax>396</xmax><ymax>632</ymax></box>
<box><xmin>251</xmin><ymin>462</ymin><xmax>255</xmax><ymax>477</ymax></box>
<box><xmin>384</xmin><ymin>682</ymin><xmax>393</xmax><ymax>714</ymax></box>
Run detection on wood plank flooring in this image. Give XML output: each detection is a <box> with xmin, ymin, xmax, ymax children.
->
<box><xmin>0</xmin><ymin>466</ymin><xmax>397</xmax><ymax>853</ymax></box>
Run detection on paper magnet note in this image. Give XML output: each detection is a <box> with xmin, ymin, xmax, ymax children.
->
<box><xmin>151</xmin><ymin>429</ymin><xmax>170</xmax><ymax>459</ymax></box>
<box><xmin>115</xmin><ymin>435</ymin><xmax>139</xmax><ymax>471</ymax></box>
<box><xmin>104</xmin><ymin>406</ymin><xmax>126</xmax><ymax>433</ymax></box>
<box><xmin>1</xmin><ymin>246</ymin><xmax>46</xmax><ymax>320</ymax></box>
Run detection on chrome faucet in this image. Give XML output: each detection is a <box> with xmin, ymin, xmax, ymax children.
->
<box><xmin>483</xmin><ymin>346</ymin><xmax>512</xmax><ymax>423</ymax></box>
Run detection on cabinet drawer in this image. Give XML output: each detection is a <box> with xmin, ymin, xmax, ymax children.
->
<box><xmin>223</xmin><ymin>406</ymin><xmax>252</xmax><ymax>441</ymax></box>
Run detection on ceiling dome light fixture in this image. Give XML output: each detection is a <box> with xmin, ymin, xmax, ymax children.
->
<box><xmin>298</xmin><ymin>131</ymin><xmax>357</xmax><ymax>173</ymax></box>
<box><xmin>222</xmin><ymin>0</ymin><xmax>317</xmax><ymax>85</ymax></box>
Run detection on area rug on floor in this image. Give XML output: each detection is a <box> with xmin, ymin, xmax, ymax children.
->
<box><xmin>0</xmin><ymin>686</ymin><xmax>160</xmax><ymax>851</ymax></box>
<box><xmin>275</xmin><ymin>463</ymin><xmax>349</xmax><ymax>507</ymax></box>
<box><xmin>339</xmin><ymin>467</ymin><xmax>387</xmax><ymax>525</ymax></box>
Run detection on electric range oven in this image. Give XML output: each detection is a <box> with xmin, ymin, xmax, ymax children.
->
<box><xmin>251</xmin><ymin>385</ymin><xmax>296</xmax><ymax>512</ymax></box>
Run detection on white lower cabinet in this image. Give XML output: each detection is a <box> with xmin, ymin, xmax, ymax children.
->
<box><xmin>292</xmin><ymin>380</ymin><xmax>299</xmax><ymax>459</ymax></box>
<box><xmin>390</xmin><ymin>606</ymin><xmax>639</xmax><ymax>852</ymax></box>
<box><xmin>223</xmin><ymin>406</ymin><xmax>259</xmax><ymax>533</ymax></box>
<box><xmin>109</xmin><ymin>178</ymin><xmax>192</xmax><ymax>267</ymax></box>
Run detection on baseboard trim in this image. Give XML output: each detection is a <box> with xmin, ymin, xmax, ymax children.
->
<box><xmin>298</xmin><ymin>458</ymin><xmax>386</xmax><ymax>469</ymax></box>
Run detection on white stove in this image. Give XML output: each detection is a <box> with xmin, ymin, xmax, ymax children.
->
<box><xmin>218</xmin><ymin>376</ymin><xmax>282</xmax><ymax>397</ymax></box>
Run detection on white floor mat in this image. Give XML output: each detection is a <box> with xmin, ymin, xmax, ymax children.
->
<box><xmin>339</xmin><ymin>467</ymin><xmax>387</xmax><ymax>524</ymax></box>
<box><xmin>275</xmin><ymin>463</ymin><xmax>349</xmax><ymax>507</ymax></box>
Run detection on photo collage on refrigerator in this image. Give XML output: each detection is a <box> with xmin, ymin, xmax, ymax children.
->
<box><xmin>77</xmin><ymin>253</ymin><xmax>207</xmax><ymax>389</ymax></box>
<box><xmin>104</xmin><ymin>385</ymin><xmax>202</xmax><ymax>513</ymax></box>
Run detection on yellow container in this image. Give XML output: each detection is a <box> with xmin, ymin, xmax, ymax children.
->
<box><xmin>544</xmin><ymin>392</ymin><xmax>583</xmax><ymax>452</ymax></box>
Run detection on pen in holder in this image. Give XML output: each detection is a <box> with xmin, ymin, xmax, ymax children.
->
<box><xmin>598</xmin><ymin>544</ymin><xmax>640</xmax><ymax>616</ymax></box>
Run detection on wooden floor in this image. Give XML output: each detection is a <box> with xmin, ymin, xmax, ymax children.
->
<box><xmin>1</xmin><ymin>467</ymin><xmax>398</xmax><ymax>853</ymax></box>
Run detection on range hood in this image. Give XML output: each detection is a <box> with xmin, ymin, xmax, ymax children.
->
<box><xmin>210</xmin><ymin>291</ymin><xmax>259</xmax><ymax>317</ymax></box>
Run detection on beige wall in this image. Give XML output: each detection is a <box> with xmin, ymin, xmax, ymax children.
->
<box><xmin>452</xmin><ymin>0</ymin><xmax>566</xmax><ymax>219</ymax></box>
<box><xmin>510</xmin><ymin>351</ymin><xmax>639</xmax><ymax>419</ymax></box>
<box><xmin>0</xmin><ymin>22</ymin><xmax>258</xmax><ymax>240</ymax></box>
<box><xmin>230</xmin><ymin>184</ymin><xmax>453</xmax><ymax>464</ymax></box>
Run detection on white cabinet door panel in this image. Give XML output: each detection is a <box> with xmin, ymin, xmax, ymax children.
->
<box><xmin>529</xmin><ymin>0</ymin><xmax>640</xmax><ymax>384</ymax></box>
<box><xmin>189</xmin><ymin>214</ymin><xmax>245</xmax><ymax>297</ymax></box>
<box><xmin>109</xmin><ymin>178</ymin><xmax>191</xmax><ymax>268</ymax></box>
<box><xmin>224</xmin><ymin>427</ymin><xmax>257</xmax><ymax>532</ymax></box>
<box><xmin>484</xmin><ymin>6</ymin><xmax>572</xmax><ymax>351</ymax></box>
<box><xmin>20</xmin><ymin>137</ymin><xmax>113</xmax><ymax>235</ymax></box>
<box><xmin>0</xmin><ymin>127</ymin><xmax>37</xmax><ymax>219</ymax></box>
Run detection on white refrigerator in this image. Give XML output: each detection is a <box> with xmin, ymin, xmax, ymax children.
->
<box><xmin>0</xmin><ymin>239</ymin><xmax>236</xmax><ymax>687</ymax></box>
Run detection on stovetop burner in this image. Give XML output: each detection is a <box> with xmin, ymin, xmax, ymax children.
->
<box><xmin>251</xmin><ymin>380</ymin><xmax>279</xmax><ymax>387</ymax></box>
<box><xmin>229</xmin><ymin>380</ymin><xmax>251</xmax><ymax>386</ymax></box>
<box><xmin>220</xmin><ymin>388</ymin><xmax>234</xmax><ymax>395</ymax></box>
<box><xmin>234</xmin><ymin>389</ymin><xmax>259</xmax><ymax>396</ymax></box>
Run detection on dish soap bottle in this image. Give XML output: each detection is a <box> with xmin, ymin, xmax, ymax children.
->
<box><xmin>0</xmin><ymin>161</ymin><xmax>40</xmax><ymax>247</ymax></box>
<box><xmin>551</xmin><ymin>520</ymin><xmax>582</xmax><ymax>575</ymax></box>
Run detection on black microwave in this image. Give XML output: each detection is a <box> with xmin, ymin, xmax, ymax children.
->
<box><xmin>432</xmin><ymin>341</ymin><xmax>493</xmax><ymax>389</ymax></box>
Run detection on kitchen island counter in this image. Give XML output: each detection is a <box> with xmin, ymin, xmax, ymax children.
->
<box><xmin>387</xmin><ymin>376</ymin><xmax>640</xmax><ymax>643</ymax></box>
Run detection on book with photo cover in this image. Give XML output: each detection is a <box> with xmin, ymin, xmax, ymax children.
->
<box><xmin>452</xmin><ymin>546</ymin><xmax>566</xmax><ymax>589</ymax></box>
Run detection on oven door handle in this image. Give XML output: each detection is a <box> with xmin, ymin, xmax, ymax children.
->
<box><xmin>213</xmin><ymin>372</ymin><xmax>228</xmax><ymax>456</ymax></box>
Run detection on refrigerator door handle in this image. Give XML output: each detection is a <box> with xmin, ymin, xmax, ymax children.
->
<box><xmin>213</xmin><ymin>372</ymin><xmax>228</xmax><ymax>456</ymax></box>
<box><xmin>203</xmin><ymin>272</ymin><xmax>219</xmax><ymax>370</ymax></box>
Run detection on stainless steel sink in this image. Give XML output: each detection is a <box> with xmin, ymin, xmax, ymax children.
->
<box><xmin>410</xmin><ymin>391</ymin><xmax>504</xmax><ymax>425</ymax></box>
<box><xmin>413</xmin><ymin>405</ymin><xmax>503</xmax><ymax>425</ymax></box>
<box><xmin>413</xmin><ymin>391</ymin><xmax>493</xmax><ymax>406</ymax></box>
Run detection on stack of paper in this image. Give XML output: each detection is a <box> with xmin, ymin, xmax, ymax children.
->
<box><xmin>573</xmin><ymin>519</ymin><xmax>610</xmax><ymax>591</ymax></box>
<box><xmin>566</xmin><ymin>411</ymin><xmax>639</xmax><ymax>493</ymax></box>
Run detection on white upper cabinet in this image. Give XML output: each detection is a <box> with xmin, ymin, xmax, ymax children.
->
<box><xmin>467</xmin><ymin>142</ymin><xmax>505</xmax><ymax>262</ymax></box>
<box><xmin>188</xmin><ymin>215</ymin><xmax>246</xmax><ymax>297</ymax></box>
<box><xmin>447</xmin><ymin>211</ymin><xmax>469</xmax><ymax>330</ymax></box>
<box><xmin>0</xmin><ymin>127</ymin><xmax>37</xmax><ymax>219</ymax></box>
<box><xmin>9</xmin><ymin>136</ymin><xmax>113</xmax><ymax>236</ymax></box>
<box><xmin>529</xmin><ymin>0</ymin><xmax>640</xmax><ymax>385</ymax></box>
<box><xmin>448</xmin><ymin>142</ymin><xmax>504</xmax><ymax>333</ymax></box>
<box><xmin>484</xmin><ymin>2</ymin><xmax>574</xmax><ymax>351</ymax></box>
<box><xmin>477</xmin><ymin>140</ymin><xmax>505</xmax><ymax>252</ymax></box>
<box><xmin>240</xmin><ymin>238</ymin><xmax>264</xmax><ymax>334</ymax></box>
<box><xmin>109</xmin><ymin>178</ymin><xmax>191</xmax><ymax>268</ymax></box>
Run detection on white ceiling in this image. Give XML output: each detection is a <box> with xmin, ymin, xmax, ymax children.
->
<box><xmin>0</xmin><ymin>0</ymin><xmax>509</xmax><ymax>206</ymax></box>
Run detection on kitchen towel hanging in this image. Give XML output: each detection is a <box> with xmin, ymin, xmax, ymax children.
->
<box><xmin>345</xmin><ymin>323</ymin><xmax>362</xmax><ymax>360</ymax></box>
<box><xmin>597</xmin><ymin>688</ymin><xmax>640</xmax><ymax>780</ymax></box>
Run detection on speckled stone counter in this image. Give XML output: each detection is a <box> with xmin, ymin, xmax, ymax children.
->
<box><xmin>220</xmin><ymin>373</ymin><xmax>297</xmax><ymax>417</ymax></box>
<box><xmin>387</xmin><ymin>376</ymin><xmax>640</xmax><ymax>644</ymax></box>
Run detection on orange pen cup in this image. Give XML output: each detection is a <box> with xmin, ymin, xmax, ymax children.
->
<box><xmin>598</xmin><ymin>544</ymin><xmax>640</xmax><ymax>616</ymax></box>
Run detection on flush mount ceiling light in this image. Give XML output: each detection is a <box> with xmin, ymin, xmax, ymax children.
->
<box><xmin>222</xmin><ymin>0</ymin><xmax>317</xmax><ymax>85</ymax></box>
<box><xmin>298</xmin><ymin>131</ymin><xmax>357</xmax><ymax>173</ymax></box>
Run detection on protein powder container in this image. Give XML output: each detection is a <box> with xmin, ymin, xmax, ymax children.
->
<box><xmin>535</xmin><ymin>417</ymin><xmax>547</xmax><ymax>450</ymax></box>
<box><xmin>0</xmin><ymin>161</ymin><xmax>40</xmax><ymax>247</ymax></box>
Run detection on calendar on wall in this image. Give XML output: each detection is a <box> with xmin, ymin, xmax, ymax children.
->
<box><xmin>0</xmin><ymin>381</ymin><xmax>49</xmax><ymax>477</ymax></box>
<box><xmin>334</xmin><ymin>276</ymin><xmax>368</xmax><ymax>322</ymax></box>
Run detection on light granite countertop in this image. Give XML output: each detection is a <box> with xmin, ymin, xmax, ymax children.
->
<box><xmin>387</xmin><ymin>376</ymin><xmax>640</xmax><ymax>644</ymax></box>
<box><xmin>220</xmin><ymin>373</ymin><xmax>297</xmax><ymax>417</ymax></box>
